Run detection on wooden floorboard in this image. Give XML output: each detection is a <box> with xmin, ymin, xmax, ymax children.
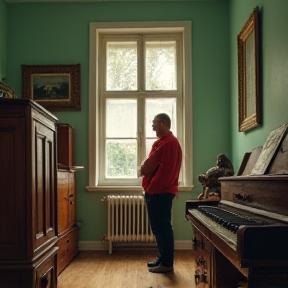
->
<box><xmin>58</xmin><ymin>249</ymin><xmax>198</xmax><ymax>288</ymax></box>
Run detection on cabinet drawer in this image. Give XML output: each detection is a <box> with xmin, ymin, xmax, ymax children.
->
<box><xmin>35</xmin><ymin>247</ymin><xmax>58</xmax><ymax>288</ymax></box>
<box><xmin>0</xmin><ymin>247</ymin><xmax>58</xmax><ymax>288</ymax></box>
<box><xmin>57</xmin><ymin>228</ymin><xmax>78</xmax><ymax>275</ymax></box>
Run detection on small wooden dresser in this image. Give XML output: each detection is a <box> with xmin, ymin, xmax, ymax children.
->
<box><xmin>56</xmin><ymin>123</ymin><xmax>82</xmax><ymax>275</ymax></box>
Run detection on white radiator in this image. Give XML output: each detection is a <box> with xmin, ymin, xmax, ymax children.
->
<box><xmin>107</xmin><ymin>195</ymin><xmax>155</xmax><ymax>254</ymax></box>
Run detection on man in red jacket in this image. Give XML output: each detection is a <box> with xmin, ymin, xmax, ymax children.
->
<box><xmin>140</xmin><ymin>113</ymin><xmax>182</xmax><ymax>273</ymax></box>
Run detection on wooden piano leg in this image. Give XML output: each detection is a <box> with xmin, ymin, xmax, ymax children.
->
<box><xmin>213</xmin><ymin>248</ymin><xmax>246</xmax><ymax>288</ymax></box>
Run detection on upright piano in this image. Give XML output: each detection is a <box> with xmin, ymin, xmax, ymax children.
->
<box><xmin>186</xmin><ymin>124</ymin><xmax>288</xmax><ymax>288</ymax></box>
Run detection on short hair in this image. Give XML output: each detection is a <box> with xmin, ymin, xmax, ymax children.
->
<box><xmin>155</xmin><ymin>113</ymin><xmax>171</xmax><ymax>129</ymax></box>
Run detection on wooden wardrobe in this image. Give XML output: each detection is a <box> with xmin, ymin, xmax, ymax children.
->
<box><xmin>0</xmin><ymin>99</ymin><xmax>58</xmax><ymax>288</ymax></box>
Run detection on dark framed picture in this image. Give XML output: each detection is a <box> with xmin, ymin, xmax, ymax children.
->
<box><xmin>237</xmin><ymin>7</ymin><xmax>260</xmax><ymax>132</ymax></box>
<box><xmin>22</xmin><ymin>64</ymin><xmax>81</xmax><ymax>111</ymax></box>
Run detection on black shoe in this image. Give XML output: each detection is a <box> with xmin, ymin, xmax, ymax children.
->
<box><xmin>148</xmin><ymin>265</ymin><xmax>174</xmax><ymax>273</ymax></box>
<box><xmin>147</xmin><ymin>259</ymin><xmax>160</xmax><ymax>268</ymax></box>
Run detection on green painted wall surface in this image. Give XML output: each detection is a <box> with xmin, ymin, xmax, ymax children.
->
<box><xmin>0</xmin><ymin>0</ymin><xmax>7</xmax><ymax>81</ymax></box>
<box><xmin>230</xmin><ymin>0</ymin><xmax>288</xmax><ymax>169</ymax></box>
<box><xmin>6</xmin><ymin>1</ymin><xmax>230</xmax><ymax>242</ymax></box>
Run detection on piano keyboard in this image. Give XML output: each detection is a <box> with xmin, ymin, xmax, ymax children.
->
<box><xmin>198</xmin><ymin>206</ymin><xmax>270</xmax><ymax>233</ymax></box>
<box><xmin>188</xmin><ymin>205</ymin><xmax>271</xmax><ymax>249</ymax></box>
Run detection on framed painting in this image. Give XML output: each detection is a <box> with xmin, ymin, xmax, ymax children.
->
<box><xmin>22</xmin><ymin>64</ymin><xmax>81</xmax><ymax>111</ymax></box>
<box><xmin>237</xmin><ymin>7</ymin><xmax>260</xmax><ymax>132</ymax></box>
<box><xmin>251</xmin><ymin>124</ymin><xmax>288</xmax><ymax>175</ymax></box>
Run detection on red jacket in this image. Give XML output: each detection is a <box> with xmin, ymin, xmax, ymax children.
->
<box><xmin>141</xmin><ymin>131</ymin><xmax>182</xmax><ymax>195</ymax></box>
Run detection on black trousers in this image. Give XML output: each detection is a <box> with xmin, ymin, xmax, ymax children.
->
<box><xmin>144</xmin><ymin>192</ymin><xmax>175</xmax><ymax>267</ymax></box>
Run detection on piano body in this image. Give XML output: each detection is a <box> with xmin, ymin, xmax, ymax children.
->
<box><xmin>186</xmin><ymin>124</ymin><xmax>288</xmax><ymax>288</ymax></box>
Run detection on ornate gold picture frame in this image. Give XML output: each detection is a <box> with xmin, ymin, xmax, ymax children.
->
<box><xmin>22</xmin><ymin>64</ymin><xmax>81</xmax><ymax>111</ymax></box>
<box><xmin>238</xmin><ymin>7</ymin><xmax>260</xmax><ymax>132</ymax></box>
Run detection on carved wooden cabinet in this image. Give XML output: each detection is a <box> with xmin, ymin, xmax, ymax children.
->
<box><xmin>0</xmin><ymin>99</ymin><xmax>58</xmax><ymax>288</ymax></box>
<box><xmin>56</xmin><ymin>124</ymin><xmax>79</xmax><ymax>275</ymax></box>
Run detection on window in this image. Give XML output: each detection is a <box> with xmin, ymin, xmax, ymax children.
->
<box><xmin>87</xmin><ymin>22</ymin><xmax>192</xmax><ymax>192</ymax></box>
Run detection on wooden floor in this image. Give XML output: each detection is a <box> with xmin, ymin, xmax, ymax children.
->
<box><xmin>58</xmin><ymin>249</ymin><xmax>197</xmax><ymax>288</ymax></box>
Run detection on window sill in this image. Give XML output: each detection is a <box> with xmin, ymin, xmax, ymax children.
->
<box><xmin>85</xmin><ymin>185</ymin><xmax>193</xmax><ymax>193</ymax></box>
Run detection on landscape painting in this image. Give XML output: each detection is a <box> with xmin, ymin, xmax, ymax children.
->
<box><xmin>32</xmin><ymin>74</ymin><xmax>70</xmax><ymax>101</ymax></box>
<box><xmin>22</xmin><ymin>64</ymin><xmax>81</xmax><ymax>111</ymax></box>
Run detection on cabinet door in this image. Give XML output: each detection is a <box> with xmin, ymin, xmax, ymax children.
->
<box><xmin>57</xmin><ymin>171</ymin><xmax>69</xmax><ymax>234</ymax></box>
<box><xmin>31</xmin><ymin>120</ymin><xmax>57</xmax><ymax>255</ymax></box>
<box><xmin>68</xmin><ymin>172</ymin><xmax>76</xmax><ymax>228</ymax></box>
<box><xmin>0</xmin><ymin>117</ymin><xmax>27</xmax><ymax>260</ymax></box>
<box><xmin>57</xmin><ymin>171</ymin><xmax>76</xmax><ymax>235</ymax></box>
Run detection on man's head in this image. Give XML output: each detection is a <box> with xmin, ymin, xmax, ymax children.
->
<box><xmin>152</xmin><ymin>113</ymin><xmax>171</xmax><ymax>137</ymax></box>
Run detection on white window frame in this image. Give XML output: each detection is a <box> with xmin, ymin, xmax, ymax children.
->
<box><xmin>86</xmin><ymin>21</ymin><xmax>193</xmax><ymax>192</ymax></box>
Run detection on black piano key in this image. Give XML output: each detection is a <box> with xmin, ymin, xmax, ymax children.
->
<box><xmin>197</xmin><ymin>205</ymin><xmax>271</xmax><ymax>233</ymax></box>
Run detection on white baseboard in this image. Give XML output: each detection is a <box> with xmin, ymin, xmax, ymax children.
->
<box><xmin>78</xmin><ymin>240</ymin><xmax>192</xmax><ymax>251</ymax></box>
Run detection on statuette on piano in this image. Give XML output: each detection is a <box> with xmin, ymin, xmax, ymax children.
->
<box><xmin>197</xmin><ymin>154</ymin><xmax>234</xmax><ymax>200</ymax></box>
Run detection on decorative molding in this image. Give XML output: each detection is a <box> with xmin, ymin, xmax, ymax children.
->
<box><xmin>6</xmin><ymin>0</ymin><xmax>228</xmax><ymax>3</ymax></box>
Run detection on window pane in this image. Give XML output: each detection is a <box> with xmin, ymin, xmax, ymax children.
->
<box><xmin>145</xmin><ymin>98</ymin><xmax>177</xmax><ymax>138</ymax></box>
<box><xmin>106</xmin><ymin>42</ymin><xmax>137</xmax><ymax>91</ymax></box>
<box><xmin>106</xmin><ymin>139</ymin><xmax>137</xmax><ymax>178</ymax></box>
<box><xmin>106</xmin><ymin>99</ymin><xmax>137</xmax><ymax>138</ymax></box>
<box><xmin>145</xmin><ymin>139</ymin><xmax>155</xmax><ymax>157</ymax></box>
<box><xmin>145</xmin><ymin>41</ymin><xmax>177</xmax><ymax>90</ymax></box>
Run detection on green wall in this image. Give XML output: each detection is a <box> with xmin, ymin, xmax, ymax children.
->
<box><xmin>230</xmin><ymin>0</ymin><xmax>288</xmax><ymax>169</ymax></box>
<box><xmin>4</xmin><ymin>0</ymin><xmax>286</xmax><ymax>244</ymax></box>
<box><xmin>0</xmin><ymin>0</ymin><xmax>7</xmax><ymax>82</ymax></box>
<box><xmin>6</xmin><ymin>1</ymin><xmax>230</xmax><ymax>242</ymax></box>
